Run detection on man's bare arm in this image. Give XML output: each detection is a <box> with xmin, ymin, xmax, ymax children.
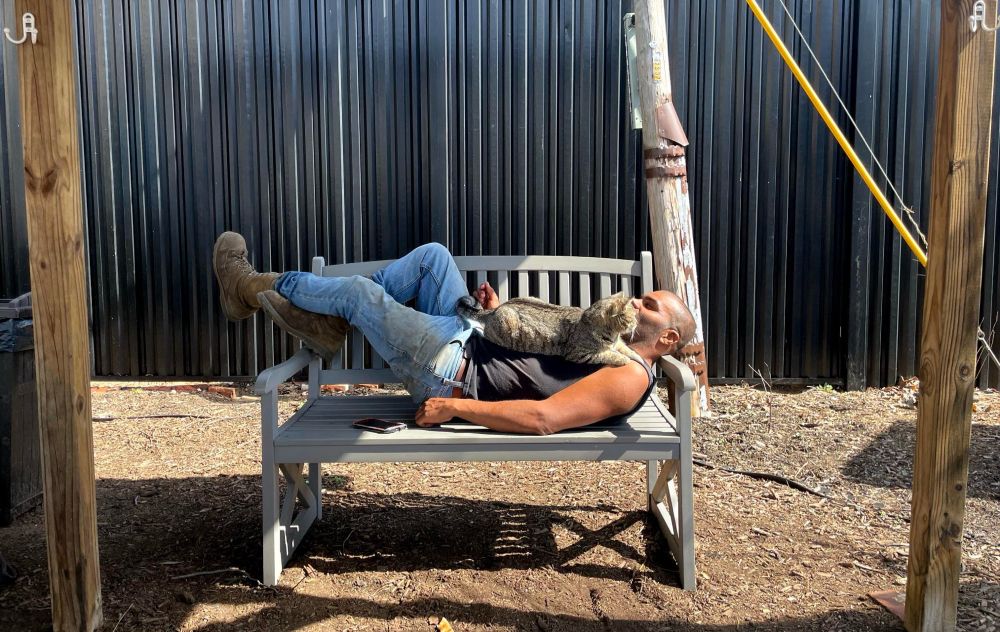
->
<box><xmin>415</xmin><ymin>361</ymin><xmax>649</xmax><ymax>435</ymax></box>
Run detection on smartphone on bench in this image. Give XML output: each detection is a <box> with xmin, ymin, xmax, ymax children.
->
<box><xmin>352</xmin><ymin>418</ymin><xmax>407</xmax><ymax>434</ymax></box>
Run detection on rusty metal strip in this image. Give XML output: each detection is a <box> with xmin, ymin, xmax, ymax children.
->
<box><xmin>645</xmin><ymin>166</ymin><xmax>687</xmax><ymax>178</ymax></box>
<box><xmin>643</xmin><ymin>146</ymin><xmax>686</xmax><ymax>159</ymax></box>
<box><xmin>655</xmin><ymin>101</ymin><xmax>690</xmax><ymax>145</ymax></box>
<box><xmin>681</xmin><ymin>342</ymin><xmax>705</xmax><ymax>355</ymax></box>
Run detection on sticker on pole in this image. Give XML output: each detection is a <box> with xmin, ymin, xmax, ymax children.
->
<box><xmin>652</xmin><ymin>51</ymin><xmax>663</xmax><ymax>83</ymax></box>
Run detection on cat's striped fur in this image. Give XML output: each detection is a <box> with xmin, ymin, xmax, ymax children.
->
<box><xmin>456</xmin><ymin>293</ymin><xmax>642</xmax><ymax>367</ymax></box>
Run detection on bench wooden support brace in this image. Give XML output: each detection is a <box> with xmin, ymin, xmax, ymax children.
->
<box><xmin>261</xmin><ymin>386</ymin><xmax>323</xmax><ymax>586</ymax></box>
<box><xmin>649</xmin><ymin>358</ymin><xmax>696</xmax><ymax>591</ymax></box>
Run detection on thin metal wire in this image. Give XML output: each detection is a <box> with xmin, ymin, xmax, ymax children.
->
<box><xmin>774</xmin><ymin>0</ymin><xmax>929</xmax><ymax>249</ymax></box>
<box><xmin>745</xmin><ymin>0</ymin><xmax>929</xmax><ymax>265</ymax></box>
<box><xmin>979</xmin><ymin>328</ymin><xmax>1000</xmax><ymax>370</ymax></box>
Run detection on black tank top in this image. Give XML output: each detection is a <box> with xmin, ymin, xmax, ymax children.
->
<box><xmin>462</xmin><ymin>334</ymin><xmax>655</xmax><ymax>422</ymax></box>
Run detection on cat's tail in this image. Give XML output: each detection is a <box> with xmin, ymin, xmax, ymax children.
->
<box><xmin>455</xmin><ymin>295</ymin><xmax>482</xmax><ymax>319</ymax></box>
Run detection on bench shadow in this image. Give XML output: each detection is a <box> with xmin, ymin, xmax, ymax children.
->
<box><xmin>841</xmin><ymin>421</ymin><xmax>1000</xmax><ymax>500</ymax></box>
<box><xmin>0</xmin><ymin>474</ymin><xmax>679</xmax><ymax>628</ymax></box>
<box><xmin>306</xmin><ymin>490</ymin><xmax>678</xmax><ymax>584</ymax></box>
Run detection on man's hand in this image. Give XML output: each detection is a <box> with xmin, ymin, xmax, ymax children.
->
<box><xmin>474</xmin><ymin>282</ymin><xmax>500</xmax><ymax>309</ymax></box>
<box><xmin>415</xmin><ymin>398</ymin><xmax>455</xmax><ymax>427</ymax></box>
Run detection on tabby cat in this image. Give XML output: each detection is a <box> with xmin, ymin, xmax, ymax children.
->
<box><xmin>456</xmin><ymin>292</ymin><xmax>642</xmax><ymax>367</ymax></box>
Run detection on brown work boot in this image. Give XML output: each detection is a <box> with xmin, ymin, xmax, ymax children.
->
<box><xmin>213</xmin><ymin>232</ymin><xmax>279</xmax><ymax>320</ymax></box>
<box><xmin>257</xmin><ymin>290</ymin><xmax>350</xmax><ymax>362</ymax></box>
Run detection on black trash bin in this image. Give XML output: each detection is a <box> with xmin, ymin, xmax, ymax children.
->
<box><xmin>0</xmin><ymin>293</ymin><xmax>41</xmax><ymax>526</ymax></box>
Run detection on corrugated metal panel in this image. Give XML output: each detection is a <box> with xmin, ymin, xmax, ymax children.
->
<box><xmin>666</xmin><ymin>0</ymin><xmax>998</xmax><ymax>387</ymax></box>
<box><xmin>669</xmin><ymin>0</ymin><xmax>853</xmax><ymax>382</ymax></box>
<box><xmin>0</xmin><ymin>2</ymin><xmax>28</xmax><ymax>299</ymax></box>
<box><xmin>0</xmin><ymin>0</ymin><xmax>997</xmax><ymax>386</ymax></box>
<box><xmin>65</xmin><ymin>0</ymin><xmax>649</xmax><ymax>378</ymax></box>
<box><xmin>842</xmin><ymin>0</ymin><xmax>936</xmax><ymax>389</ymax></box>
<box><xmin>984</xmin><ymin>36</ymin><xmax>1000</xmax><ymax>389</ymax></box>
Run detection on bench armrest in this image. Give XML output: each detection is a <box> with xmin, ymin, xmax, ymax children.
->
<box><xmin>657</xmin><ymin>355</ymin><xmax>697</xmax><ymax>392</ymax></box>
<box><xmin>254</xmin><ymin>348</ymin><xmax>314</xmax><ymax>394</ymax></box>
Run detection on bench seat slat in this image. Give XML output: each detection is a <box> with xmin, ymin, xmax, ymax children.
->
<box><xmin>287</xmin><ymin>417</ymin><xmax>674</xmax><ymax>431</ymax></box>
<box><xmin>319</xmin><ymin>369</ymin><xmax>398</xmax><ymax>384</ymax></box>
<box><xmin>291</xmin><ymin>410</ymin><xmax>673</xmax><ymax>425</ymax></box>
<box><xmin>274</xmin><ymin>396</ymin><xmax>679</xmax><ymax>450</ymax></box>
<box><xmin>275</xmin><ymin>445</ymin><xmax>680</xmax><ymax>464</ymax></box>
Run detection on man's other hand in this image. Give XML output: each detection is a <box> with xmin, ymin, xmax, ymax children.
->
<box><xmin>474</xmin><ymin>282</ymin><xmax>500</xmax><ymax>309</ymax></box>
<box><xmin>415</xmin><ymin>398</ymin><xmax>454</xmax><ymax>427</ymax></box>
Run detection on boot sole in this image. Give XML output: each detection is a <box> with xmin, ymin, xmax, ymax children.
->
<box><xmin>258</xmin><ymin>293</ymin><xmax>337</xmax><ymax>363</ymax></box>
<box><xmin>213</xmin><ymin>234</ymin><xmax>255</xmax><ymax>321</ymax></box>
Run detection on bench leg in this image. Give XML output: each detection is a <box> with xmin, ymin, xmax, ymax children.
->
<box><xmin>262</xmin><ymin>461</ymin><xmax>281</xmax><ymax>586</ymax></box>
<box><xmin>262</xmin><ymin>462</ymin><xmax>320</xmax><ymax>586</ymax></box>
<box><xmin>648</xmin><ymin>459</ymin><xmax>696</xmax><ymax>591</ymax></box>
<box><xmin>646</xmin><ymin>460</ymin><xmax>656</xmax><ymax>500</ymax></box>
<box><xmin>309</xmin><ymin>463</ymin><xmax>322</xmax><ymax>521</ymax></box>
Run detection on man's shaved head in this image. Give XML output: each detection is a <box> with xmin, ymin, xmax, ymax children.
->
<box><xmin>661</xmin><ymin>292</ymin><xmax>696</xmax><ymax>350</ymax></box>
<box><xmin>629</xmin><ymin>290</ymin><xmax>696</xmax><ymax>356</ymax></box>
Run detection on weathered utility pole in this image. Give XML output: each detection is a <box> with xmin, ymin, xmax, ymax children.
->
<box><xmin>630</xmin><ymin>1</ymin><xmax>709</xmax><ymax>414</ymax></box>
<box><xmin>905</xmin><ymin>1</ymin><xmax>996</xmax><ymax>630</ymax></box>
<box><xmin>14</xmin><ymin>1</ymin><xmax>103</xmax><ymax>629</ymax></box>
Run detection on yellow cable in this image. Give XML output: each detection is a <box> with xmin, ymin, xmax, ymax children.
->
<box><xmin>744</xmin><ymin>0</ymin><xmax>929</xmax><ymax>267</ymax></box>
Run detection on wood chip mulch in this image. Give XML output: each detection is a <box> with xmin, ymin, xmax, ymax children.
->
<box><xmin>0</xmin><ymin>383</ymin><xmax>997</xmax><ymax>631</ymax></box>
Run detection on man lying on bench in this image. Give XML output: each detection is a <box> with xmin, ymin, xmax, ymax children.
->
<box><xmin>214</xmin><ymin>233</ymin><xmax>694</xmax><ymax>435</ymax></box>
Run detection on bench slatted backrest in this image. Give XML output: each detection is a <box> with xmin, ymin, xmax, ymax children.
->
<box><xmin>313</xmin><ymin>252</ymin><xmax>655</xmax><ymax>385</ymax></box>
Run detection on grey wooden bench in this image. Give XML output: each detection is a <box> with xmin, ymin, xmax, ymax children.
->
<box><xmin>254</xmin><ymin>252</ymin><xmax>697</xmax><ymax>590</ymax></box>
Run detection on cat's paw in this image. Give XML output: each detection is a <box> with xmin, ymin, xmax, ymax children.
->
<box><xmin>606</xmin><ymin>353</ymin><xmax>632</xmax><ymax>367</ymax></box>
<box><xmin>456</xmin><ymin>295</ymin><xmax>482</xmax><ymax>318</ymax></box>
<box><xmin>620</xmin><ymin>345</ymin><xmax>644</xmax><ymax>365</ymax></box>
<box><xmin>575</xmin><ymin>349</ymin><xmax>631</xmax><ymax>367</ymax></box>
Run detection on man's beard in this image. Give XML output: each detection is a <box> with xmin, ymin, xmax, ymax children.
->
<box><xmin>629</xmin><ymin>313</ymin><xmax>661</xmax><ymax>348</ymax></box>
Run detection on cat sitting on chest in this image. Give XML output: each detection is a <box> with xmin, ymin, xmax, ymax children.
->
<box><xmin>456</xmin><ymin>292</ymin><xmax>643</xmax><ymax>367</ymax></box>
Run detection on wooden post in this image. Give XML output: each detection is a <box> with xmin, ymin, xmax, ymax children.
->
<box><xmin>14</xmin><ymin>1</ymin><xmax>103</xmax><ymax>630</ymax></box>
<box><xmin>905</xmin><ymin>1</ymin><xmax>996</xmax><ymax>630</ymax></box>
<box><xmin>631</xmin><ymin>1</ymin><xmax>709</xmax><ymax>414</ymax></box>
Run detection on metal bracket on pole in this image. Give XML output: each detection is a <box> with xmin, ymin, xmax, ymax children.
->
<box><xmin>970</xmin><ymin>0</ymin><xmax>999</xmax><ymax>32</ymax></box>
<box><xmin>623</xmin><ymin>14</ymin><xmax>643</xmax><ymax>130</ymax></box>
<box><xmin>3</xmin><ymin>13</ymin><xmax>38</xmax><ymax>46</ymax></box>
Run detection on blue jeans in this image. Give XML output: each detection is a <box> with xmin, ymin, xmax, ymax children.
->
<box><xmin>273</xmin><ymin>243</ymin><xmax>474</xmax><ymax>402</ymax></box>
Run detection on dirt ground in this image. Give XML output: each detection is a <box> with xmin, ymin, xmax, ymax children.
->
<box><xmin>1</xmin><ymin>382</ymin><xmax>997</xmax><ymax>631</ymax></box>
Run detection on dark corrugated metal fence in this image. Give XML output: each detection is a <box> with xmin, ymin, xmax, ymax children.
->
<box><xmin>0</xmin><ymin>2</ymin><xmax>28</xmax><ymax>302</ymax></box>
<box><xmin>0</xmin><ymin>0</ymin><xmax>998</xmax><ymax>386</ymax></box>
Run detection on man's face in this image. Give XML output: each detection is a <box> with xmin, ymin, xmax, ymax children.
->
<box><xmin>629</xmin><ymin>291</ymin><xmax>677</xmax><ymax>349</ymax></box>
<box><xmin>630</xmin><ymin>291</ymin><xmax>671</xmax><ymax>324</ymax></box>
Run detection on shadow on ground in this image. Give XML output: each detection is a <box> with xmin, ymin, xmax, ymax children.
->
<box><xmin>842</xmin><ymin>421</ymin><xmax>1000</xmax><ymax>500</ymax></box>
<box><xmin>308</xmin><ymin>490</ymin><xmax>677</xmax><ymax>584</ymax></box>
<box><xmin>1</xmin><ymin>475</ymin><xmax>687</xmax><ymax>630</ymax></box>
<box><xmin>9</xmin><ymin>472</ymin><xmax>969</xmax><ymax>631</ymax></box>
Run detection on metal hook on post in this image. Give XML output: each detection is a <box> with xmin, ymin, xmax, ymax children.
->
<box><xmin>970</xmin><ymin>0</ymin><xmax>999</xmax><ymax>32</ymax></box>
<box><xmin>3</xmin><ymin>12</ymin><xmax>38</xmax><ymax>45</ymax></box>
